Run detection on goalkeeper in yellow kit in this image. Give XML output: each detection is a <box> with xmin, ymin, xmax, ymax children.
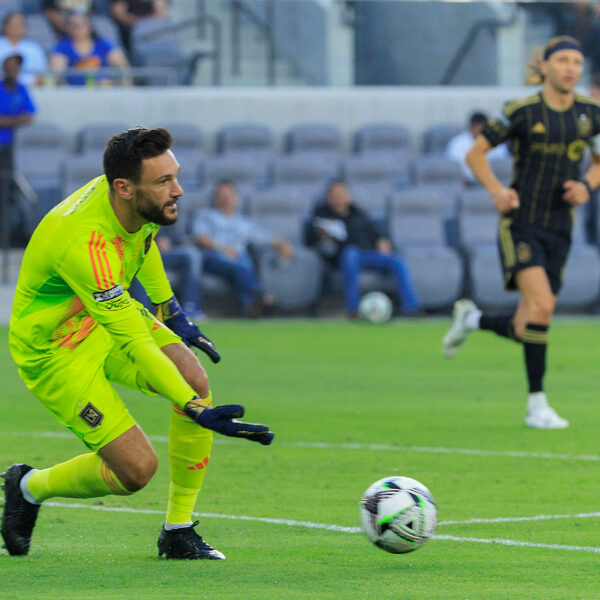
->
<box><xmin>1</xmin><ymin>127</ymin><xmax>274</xmax><ymax>559</ymax></box>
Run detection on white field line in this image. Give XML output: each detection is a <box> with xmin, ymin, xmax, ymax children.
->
<box><xmin>5</xmin><ymin>431</ymin><xmax>600</xmax><ymax>463</ymax></box>
<box><xmin>1</xmin><ymin>497</ymin><xmax>600</xmax><ymax>554</ymax></box>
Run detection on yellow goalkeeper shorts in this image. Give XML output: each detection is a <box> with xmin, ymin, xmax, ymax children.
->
<box><xmin>19</xmin><ymin>300</ymin><xmax>182</xmax><ymax>452</ymax></box>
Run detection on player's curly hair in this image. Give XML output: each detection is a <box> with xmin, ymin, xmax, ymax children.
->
<box><xmin>103</xmin><ymin>126</ymin><xmax>173</xmax><ymax>185</ymax></box>
<box><xmin>525</xmin><ymin>35</ymin><xmax>582</xmax><ymax>85</ymax></box>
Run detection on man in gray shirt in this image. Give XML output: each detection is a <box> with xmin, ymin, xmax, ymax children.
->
<box><xmin>192</xmin><ymin>180</ymin><xmax>293</xmax><ymax>316</ymax></box>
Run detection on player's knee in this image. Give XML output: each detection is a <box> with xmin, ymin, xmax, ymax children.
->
<box><xmin>120</xmin><ymin>449</ymin><xmax>158</xmax><ymax>492</ymax></box>
<box><xmin>529</xmin><ymin>297</ymin><xmax>554</xmax><ymax>324</ymax></box>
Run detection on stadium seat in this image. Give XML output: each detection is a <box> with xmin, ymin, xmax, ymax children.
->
<box><xmin>91</xmin><ymin>15</ymin><xmax>123</xmax><ymax>48</ymax></box>
<box><xmin>78</xmin><ymin>122</ymin><xmax>129</xmax><ymax>157</ymax></box>
<box><xmin>468</xmin><ymin>245</ymin><xmax>518</xmax><ymax>309</ymax></box>
<box><xmin>389</xmin><ymin>188</ymin><xmax>446</xmax><ymax>249</ymax></box>
<box><xmin>457</xmin><ymin>187</ymin><xmax>498</xmax><ymax>248</ymax></box>
<box><xmin>180</xmin><ymin>188</ymin><xmax>213</xmax><ymax>235</ymax></box>
<box><xmin>422</xmin><ymin>122</ymin><xmax>463</xmax><ymax>155</ymax></box>
<box><xmin>246</xmin><ymin>189</ymin><xmax>305</xmax><ymax>244</ymax></box>
<box><xmin>216</xmin><ymin>123</ymin><xmax>274</xmax><ymax>155</ymax></box>
<box><xmin>354</xmin><ymin>122</ymin><xmax>412</xmax><ymax>156</ymax></box>
<box><xmin>203</xmin><ymin>154</ymin><xmax>268</xmax><ymax>196</ymax></box>
<box><xmin>285</xmin><ymin>123</ymin><xmax>342</xmax><ymax>156</ymax></box>
<box><xmin>62</xmin><ymin>154</ymin><xmax>104</xmax><ymax>198</ymax></box>
<box><xmin>25</xmin><ymin>13</ymin><xmax>57</xmax><ymax>55</ymax></box>
<box><xmin>557</xmin><ymin>245</ymin><xmax>600</xmax><ymax>308</ymax></box>
<box><xmin>257</xmin><ymin>247</ymin><xmax>324</xmax><ymax>312</ymax></box>
<box><xmin>346</xmin><ymin>183</ymin><xmax>393</xmax><ymax>220</ymax></box>
<box><xmin>411</xmin><ymin>155</ymin><xmax>463</xmax><ymax>186</ymax></box>
<box><xmin>271</xmin><ymin>154</ymin><xmax>339</xmax><ymax>205</ymax></box>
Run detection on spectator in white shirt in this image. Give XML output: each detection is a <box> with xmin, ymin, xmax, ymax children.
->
<box><xmin>192</xmin><ymin>180</ymin><xmax>293</xmax><ymax>316</ymax></box>
<box><xmin>446</xmin><ymin>112</ymin><xmax>510</xmax><ymax>183</ymax></box>
<box><xmin>0</xmin><ymin>13</ymin><xmax>48</xmax><ymax>87</ymax></box>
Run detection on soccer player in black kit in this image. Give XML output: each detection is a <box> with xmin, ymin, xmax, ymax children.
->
<box><xmin>443</xmin><ymin>36</ymin><xmax>600</xmax><ymax>429</ymax></box>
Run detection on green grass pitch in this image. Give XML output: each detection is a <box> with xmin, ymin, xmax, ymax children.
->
<box><xmin>2</xmin><ymin>319</ymin><xmax>600</xmax><ymax>599</ymax></box>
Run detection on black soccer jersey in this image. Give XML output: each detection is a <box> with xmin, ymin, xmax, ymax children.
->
<box><xmin>482</xmin><ymin>92</ymin><xmax>600</xmax><ymax>233</ymax></box>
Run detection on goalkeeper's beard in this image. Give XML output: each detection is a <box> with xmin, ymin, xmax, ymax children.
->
<box><xmin>134</xmin><ymin>188</ymin><xmax>178</xmax><ymax>226</ymax></box>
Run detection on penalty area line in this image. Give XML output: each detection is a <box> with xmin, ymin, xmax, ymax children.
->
<box><xmin>1</xmin><ymin>498</ymin><xmax>600</xmax><ymax>554</ymax></box>
<box><xmin>5</xmin><ymin>431</ymin><xmax>600</xmax><ymax>463</ymax></box>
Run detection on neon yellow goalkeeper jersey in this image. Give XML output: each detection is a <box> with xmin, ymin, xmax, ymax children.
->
<box><xmin>9</xmin><ymin>176</ymin><xmax>197</xmax><ymax>408</ymax></box>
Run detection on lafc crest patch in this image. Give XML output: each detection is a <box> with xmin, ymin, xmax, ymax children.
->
<box><xmin>577</xmin><ymin>114</ymin><xmax>591</xmax><ymax>137</ymax></box>
<box><xmin>79</xmin><ymin>403</ymin><xmax>104</xmax><ymax>428</ymax></box>
<box><xmin>516</xmin><ymin>242</ymin><xmax>532</xmax><ymax>263</ymax></box>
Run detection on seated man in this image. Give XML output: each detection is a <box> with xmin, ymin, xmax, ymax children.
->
<box><xmin>307</xmin><ymin>180</ymin><xmax>422</xmax><ymax>318</ymax></box>
<box><xmin>446</xmin><ymin>111</ymin><xmax>510</xmax><ymax>183</ymax></box>
<box><xmin>192</xmin><ymin>180</ymin><xmax>293</xmax><ymax>316</ymax></box>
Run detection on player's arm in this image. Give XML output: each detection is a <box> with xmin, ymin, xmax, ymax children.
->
<box><xmin>137</xmin><ymin>239</ymin><xmax>220</xmax><ymax>363</ymax></box>
<box><xmin>57</xmin><ymin>234</ymin><xmax>270</xmax><ymax>443</ymax></box>
<box><xmin>466</xmin><ymin>109</ymin><xmax>520</xmax><ymax>214</ymax></box>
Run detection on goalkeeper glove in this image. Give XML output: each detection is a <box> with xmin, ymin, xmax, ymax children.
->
<box><xmin>155</xmin><ymin>296</ymin><xmax>221</xmax><ymax>363</ymax></box>
<box><xmin>184</xmin><ymin>400</ymin><xmax>274</xmax><ymax>445</ymax></box>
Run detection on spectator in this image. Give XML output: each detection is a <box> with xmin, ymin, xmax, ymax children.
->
<box><xmin>446</xmin><ymin>112</ymin><xmax>510</xmax><ymax>183</ymax></box>
<box><xmin>44</xmin><ymin>0</ymin><xmax>94</xmax><ymax>37</ymax></box>
<box><xmin>110</xmin><ymin>0</ymin><xmax>168</xmax><ymax>55</ymax></box>
<box><xmin>192</xmin><ymin>180</ymin><xmax>294</xmax><ymax>317</ymax></box>
<box><xmin>590</xmin><ymin>72</ymin><xmax>600</xmax><ymax>100</ymax></box>
<box><xmin>306</xmin><ymin>180</ymin><xmax>422</xmax><ymax>318</ymax></box>
<box><xmin>128</xmin><ymin>225</ymin><xmax>205</xmax><ymax>320</ymax></box>
<box><xmin>0</xmin><ymin>13</ymin><xmax>48</xmax><ymax>87</ymax></box>
<box><xmin>50</xmin><ymin>11</ymin><xmax>129</xmax><ymax>86</ymax></box>
<box><xmin>0</xmin><ymin>54</ymin><xmax>35</xmax><ymax>245</ymax></box>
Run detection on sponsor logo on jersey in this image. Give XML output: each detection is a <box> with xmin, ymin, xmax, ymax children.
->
<box><xmin>577</xmin><ymin>114</ymin><xmax>591</xmax><ymax>137</ymax></box>
<box><xmin>93</xmin><ymin>284</ymin><xmax>124</xmax><ymax>303</ymax></box>
<box><xmin>532</xmin><ymin>122</ymin><xmax>546</xmax><ymax>134</ymax></box>
<box><xmin>79</xmin><ymin>402</ymin><xmax>104</xmax><ymax>428</ymax></box>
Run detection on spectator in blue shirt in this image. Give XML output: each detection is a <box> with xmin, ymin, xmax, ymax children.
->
<box><xmin>192</xmin><ymin>180</ymin><xmax>294</xmax><ymax>317</ymax></box>
<box><xmin>0</xmin><ymin>13</ymin><xmax>48</xmax><ymax>87</ymax></box>
<box><xmin>0</xmin><ymin>53</ymin><xmax>35</xmax><ymax>244</ymax></box>
<box><xmin>50</xmin><ymin>11</ymin><xmax>129</xmax><ymax>86</ymax></box>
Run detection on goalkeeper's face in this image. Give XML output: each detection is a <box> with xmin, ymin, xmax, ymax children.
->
<box><xmin>133</xmin><ymin>150</ymin><xmax>183</xmax><ymax>226</ymax></box>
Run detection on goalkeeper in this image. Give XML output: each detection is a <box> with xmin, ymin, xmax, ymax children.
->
<box><xmin>2</xmin><ymin>127</ymin><xmax>273</xmax><ymax>560</ymax></box>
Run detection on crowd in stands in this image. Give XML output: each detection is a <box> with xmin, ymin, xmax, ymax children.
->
<box><xmin>8</xmin><ymin>117</ymin><xmax>599</xmax><ymax>318</ymax></box>
<box><xmin>0</xmin><ymin>0</ymin><xmax>167</xmax><ymax>87</ymax></box>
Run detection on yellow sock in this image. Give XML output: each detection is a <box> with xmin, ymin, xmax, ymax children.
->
<box><xmin>166</xmin><ymin>392</ymin><xmax>213</xmax><ymax>524</ymax></box>
<box><xmin>26</xmin><ymin>453</ymin><xmax>132</xmax><ymax>502</ymax></box>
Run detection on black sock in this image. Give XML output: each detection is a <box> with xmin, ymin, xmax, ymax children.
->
<box><xmin>479</xmin><ymin>314</ymin><xmax>518</xmax><ymax>341</ymax></box>
<box><xmin>521</xmin><ymin>323</ymin><xmax>548</xmax><ymax>393</ymax></box>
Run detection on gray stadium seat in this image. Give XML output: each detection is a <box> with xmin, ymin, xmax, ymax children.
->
<box><xmin>422</xmin><ymin>123</ymin><xmax>463</xmax><ymax>155</ymax></box>
<box><xmin>78</xmin><ymin>122</ymin><xmax>129</xmax><ymax>156</ymax></box>
<box><xmin>469</xmin><ymin>245</ymin><xmax>518</xmax><ymax>309</ymax></box>
<box><xmin>91</xmin><ymin>15</ymin><xmax>123</xmax><ymax>48</ymax></box>
<box><xmin>25</xmin><ymin>13</ymin><xmax>57</xmax><ymax>55</ymax></box>
<box><xmin>557</xmin><ymin>246</ymin><xmax>600</xmax><ymax>308</ymax></box>
<box><xmin>286</xmin><ymin>123</ymin><xmax>341</xmax><ymax>156</ymax></box>
<box><xmin>161</xmin><ymin>122</ymin><xmax>204</xmax><ymax>152</ymax></box>
<box><xmin>411</xmin><ymin>155</ymin><xmax>463</xmax><ymax>186</ymax></box>
<box><xmin>217</xmin><ymin>123</ymin><xmax>273</xmax><ymax>155</ymax></box>
<box><xmin>404</xmin><ymin>246</ymin><xmax>463</xmax><ymax>309</ymax></box>
<box><xmin>389</xmin><ymin>189</ymin><xmax>446</xmax><ymax>248</ymax></box>
<box><xmin>271</xmin><ymin>154</ymin><xmax>339</xmax><ymax>203</ymax></box>
<box><xmin>457</xmin><ymin>187</ymin><xmax>498</xmax><ymax>248</ymax></box>
<box><xmin>354</xmin><ymin>122</ymin><xmax>412</xmax><ymax>155</ymax></box>
<box><xmin>203</xmin><ymin>154</ymin><xmax>268</xmax><ymax>195</ymax></box>
<box><xmin>62</xmin><ymin>154</ymin><xmax>104</xmax><ymax>198</ymax></box>
<box><xmin>258</xmin><ymin>247</ymin><xmax>323</xmax><ymax>312</ymax></box>
<box><xmin>132</xmin><ymin>18</ymin><xmax>187</xmax><ymax>84</ymax></box>
<box><xmin>181</xmin><ymin>188</ymin><xmax>214</xmax><ymax>235</ymax></box>
<box><xmin>246</xmin><ymin>189</ymin><xmax>305</xmax><ymax>244</ymax></box>
<box><xmin>343</xmin><ymin>153</ymin><xmax>398</xmax><ymax>188</ymax></box>
<box><xmin>346</xmin><ymin>183</ymin><xmax>393</xmax><ymax>220</ymax></box>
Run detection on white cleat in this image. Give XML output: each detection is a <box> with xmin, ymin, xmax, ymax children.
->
<box><xmin>442</xmin><ymin>299</ymin><xmax>479</xmax><ymax>358</ymax></box>
<box><xmin>525</xmin><ymin>405</ymin><xmax>569</xmax><ymax>429</ymax></box>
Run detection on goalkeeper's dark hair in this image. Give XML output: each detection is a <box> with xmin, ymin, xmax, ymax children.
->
<box><xmin>103</xmin><ymin>127</ymin><xmax>173</xmax><ymax>185</ymax></box>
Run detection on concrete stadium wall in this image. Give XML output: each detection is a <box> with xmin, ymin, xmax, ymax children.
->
<box><xmin>35</xmin><ymin>85</ymin><xmax>537</xmax><ymax>153</ymax></box>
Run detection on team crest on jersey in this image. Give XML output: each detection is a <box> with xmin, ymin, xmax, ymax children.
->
<box><xmin>532</xmin><ymin>122</ymin><xmax>546</xmax><ymax>135</ymax></box>
<box><xmin>516</xmin><ymin>242</ymin><xmax>532</xmax><ymax>263</ymax></box>
<box><xmin>577</xmin><ymin>114</ymin><xmax>591</xmax><ymax>137</ymax></box>
<box><xmin>79</xmin><ymin>403</ymin><xmax>104</xmax><ymax>428</ymax></box>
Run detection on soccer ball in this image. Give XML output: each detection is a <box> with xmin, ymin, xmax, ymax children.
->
<box><xmin>359</xmin><ymin>476</ymin><xmax>437</xmax><ymax>554</ymax></box>
<box><xmin>358</xmin><ymin>291</ymin><xmax>393</xmax><ymax>324</ymax></box>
